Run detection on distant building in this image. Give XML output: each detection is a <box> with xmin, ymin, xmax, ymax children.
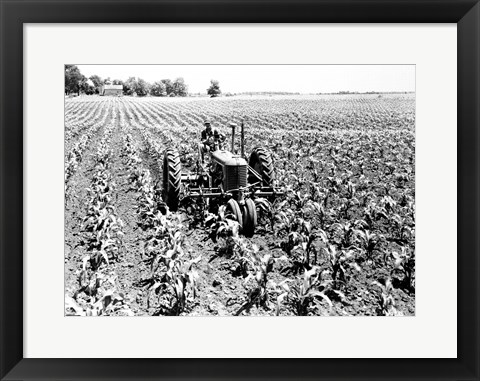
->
<box><xmin>100</xmin><ymin>84</ymin><xmax>123</xmax><ymax>96</ymax></box>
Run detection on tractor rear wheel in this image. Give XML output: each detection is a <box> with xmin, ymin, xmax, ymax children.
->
<box><xmin>226</xmin><ymin>199</ymin><xmax>243</xmax><ymax>230</ymax></box>
<box><xmin>163</xmin><ymin>148</ymin><xmax>182</xmax><ymax>211</ymax></box>
<box><xmin>248</xmin><ymin>147</ymin><xmax>274</xmax><ymax>187</ymax></box>
<box><xmin>242</xmin><ymin>198</ymin><xmax>257</xmax><ymax>237</ymax></box>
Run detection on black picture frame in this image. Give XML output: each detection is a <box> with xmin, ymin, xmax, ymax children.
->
<box><xmin>1</xmin><ymin>1</ymin><xmax>478</xmax><ymax>380</ymax></box>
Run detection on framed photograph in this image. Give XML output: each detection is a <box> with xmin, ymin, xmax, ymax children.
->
<box><xmin>1</xmin><ymin>0</ymin><xmax>479</xmax><ymax>380</ymax></box>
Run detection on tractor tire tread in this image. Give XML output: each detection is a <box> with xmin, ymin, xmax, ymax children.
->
<box><xmin>249</xmin><ymin>147</ymin><xmax>274</xmax><ymax>187</ymax></box>
<box><xmin>163</xmin><ymin>148</ymin><xmax>182</xmax><ymax>211</ymax></box>
<box><xmin>243</xmin><ymin>198</ymin><xmax>257</xmax><ymax>237</ymax></box>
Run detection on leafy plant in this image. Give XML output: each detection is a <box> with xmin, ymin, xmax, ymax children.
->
<box><xmin>278</xmin><ymin>267</ymin><xmax>333</xmax><ymax>316</ymax></box>
<box><xmin>371</xmin><ymin>278</ymin><xmax>397</xmax><ymax>316</ymax></box>
<box><xmin>356</xmin><ymin>229</ymin><xmax>383</xmax><ymax>261</ymax></box>
<box><xmin>390</xmin><ymin>247</ymin><xmax>415</xmax><ymax>291</ymax></box>
<box><xmin>235</xmin><ymin>245</ymin><xmax>276</xmax><ymax>315</ymax></box>
<box><xmin>325</xmin><ymin>245</ymin><xmax>361</xmax><ymax>289</ymax></box>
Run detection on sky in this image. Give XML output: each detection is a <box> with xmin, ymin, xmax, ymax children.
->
<box><xmin>76</xmin><ymin>64</ymin><xmax>415</xmax><ymax>94</ymax></box>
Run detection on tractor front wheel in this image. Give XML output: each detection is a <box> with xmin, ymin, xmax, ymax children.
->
<box><xmin>163</xmin><ymin>148</ymin><xmax>182</xmax><ymax>211</ymax></box>
<box><xmin>248</xmin><ymin>147</ymin><xmax>274</xmax><ymax>187</ymax></box>
<box><xmin>226</xmin><ymin>199</ymin><xmax>243</xmax><ymax>230</ymax></box>
<box><xmin>242</xmin><ymin>198</ymin><xmax>257</xmax><ymax>237</ymax></box>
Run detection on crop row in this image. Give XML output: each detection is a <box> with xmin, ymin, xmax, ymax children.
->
<box><xmin>65</xmin><ymin>120</ymin><xmax>132</xmax><ymax>316</ymax></box>
<box><xmin>65</xmin><ymin>99</ymin><xmax>112</xmax><ymax>146</ymax></box>
<box><xmin>119</xmin><ymin>118</ymin><xmax>201</xmax><ymax>316</ymax></box>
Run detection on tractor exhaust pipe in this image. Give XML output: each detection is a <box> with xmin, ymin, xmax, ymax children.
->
<box><xmin>241</xmin><ymin>120</ymin><xmax>245</xmax><ymax>158</ymax></box>
<box><xmin>230</xmin><ymin>122</ymin><xmax>236</xmax><ymax>153</ymax></box>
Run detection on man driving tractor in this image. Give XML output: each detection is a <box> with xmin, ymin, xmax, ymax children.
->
<box><xmin>199</xmin><ymin>119</ymin><xmax>225</xmax><ymax>162</ymax></box>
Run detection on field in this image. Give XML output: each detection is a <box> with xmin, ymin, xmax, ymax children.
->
<box><xmin>64</xmin><ymin>94</ymin><xmax>415</xmax><ymax>317</ymax></box>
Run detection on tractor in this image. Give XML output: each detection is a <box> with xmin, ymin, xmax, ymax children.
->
<box><xmin>162</xmin><ymin>121</ymin><xmax>282</xmax><ymax>237</ymax></box>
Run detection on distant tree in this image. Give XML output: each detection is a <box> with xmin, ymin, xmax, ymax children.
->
<box><xmin>65</xmin><ymin>65</ymin><xmax>83</xmax><ymax>95</ymax></box>
<box><xmin>136</xmin><ymin>78</ymin><xmax>150</xmax><ymax>96</ymax></box>
<box><xmin>112</xmin><ymin>79</ymin><xmax>124</xmax><ymax>86</ymax></box>
<box><xmin>103</xmin><ymin>77</ymin><xmax>112</xmax><ymax>85</ymax></box>
<box><xmin>207</xmin><ymin>79</ymin><xmax>221</xmax><ymax>97</ymax></box>
<box><xmin>124</xmin><ymin>77</ymin><xmax>137</xmax><ymax>96</ymax></box>
<box><xmin>172</xmin><ymin>77</ymin><xmax>188</xmax><ymax>97</ymax></box>
<box><xmin>89</xmin><ymin>75</ymin><xmax>103</xmax><ymax>94</ymax></box>
<box><xmin>150</xmin><ymin>81</ymin><xmax>167</xmax><ymax>97</ymax></box>
<box><xmin>161</xmin><ymin>79</ymin><xmax>174</xmax><ymax>96</ymax></box>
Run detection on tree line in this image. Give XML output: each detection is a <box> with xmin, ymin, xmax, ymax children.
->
<box><xmin>65</xmin><ymin>65</ymin><xmax>188</xmax><ymax>97</ymax></box>
<box><xmin>66</xmin><ymin>65</ymin><xmax>223</xmax><ymax>97</ymax></box>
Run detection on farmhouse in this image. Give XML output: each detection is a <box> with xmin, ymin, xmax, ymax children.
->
<box><xmin>100</xmin><ymin>84</ymin><xmax>123</xmax><ymax>96</ymax></box>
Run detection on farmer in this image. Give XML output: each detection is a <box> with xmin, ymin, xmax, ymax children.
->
<box><xmin>199</xmin><ymin>119</ymin><xmax>223</xmax><ymax>162</ymax></box>
<box><xmin>201</xmin><ymin>119</ymin><xmax>217</xmax><ymax>146</ymax></box>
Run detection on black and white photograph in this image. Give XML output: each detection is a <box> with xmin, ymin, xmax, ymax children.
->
<box><xmin>64</xmin><ymin>64</ymin><xmax>415</xmax><ymax>317</ymax></box>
